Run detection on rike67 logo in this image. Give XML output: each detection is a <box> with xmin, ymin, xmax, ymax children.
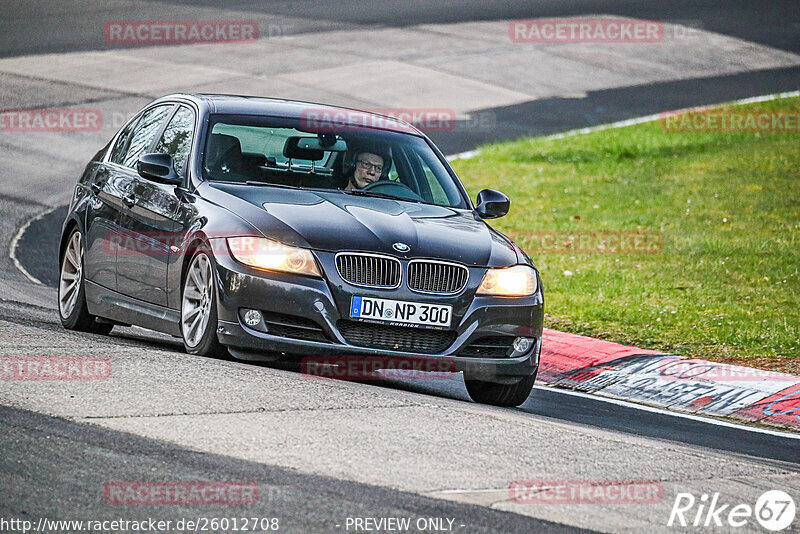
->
<box><xmin>668</xmin><ymin>490</ymin><xmax>796</xmax><ymax>531</ymax></box>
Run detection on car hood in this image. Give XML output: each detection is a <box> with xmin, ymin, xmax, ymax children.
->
<box><xmin>204</xmin><ymin>183</ymin><xmax>521</xmax><ymax>267</ymax></box>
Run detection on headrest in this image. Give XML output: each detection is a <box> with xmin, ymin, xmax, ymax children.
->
<box><xmin>208</xmin><ymin>134</ymin><xmax>243</xmax><ymax>168</ymax></box>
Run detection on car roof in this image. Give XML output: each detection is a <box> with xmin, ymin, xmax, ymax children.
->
<box><xmin>155</xmin><ymin>93</ymin><xmax>426</xmax><ymax>136</ymax></box>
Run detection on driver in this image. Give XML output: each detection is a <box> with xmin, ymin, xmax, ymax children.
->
<box><xmin>344</xmin><ymin>149</ymin><xmax>388</xmax><ymax>191</ymax></box>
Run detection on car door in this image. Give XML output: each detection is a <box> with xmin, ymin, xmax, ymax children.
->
<box><xmin>110</xmin><ymin>104</ymin><xmax>175</xmax><ymax>303</ymax></box>
<box><xmin>117</xmin><ymin>104</ymin><xmax>196</xmax><ymax>306</ymax></box>
<box><xmin>84</xmin><ymin>117</ymin><xmax>139</xmax><ymax>292</ymax></box>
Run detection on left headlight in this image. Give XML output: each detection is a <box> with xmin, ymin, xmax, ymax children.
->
<box><xmin>226</xmin><ymin>237</ymin><xmax>321</xmax><ymax>278</ymax></box>
<box><xmin>476</xmin><ymin>265</ymin><xmax>538</xmax><ymax>297</ymax></box>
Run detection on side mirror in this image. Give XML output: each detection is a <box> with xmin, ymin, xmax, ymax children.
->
<box><xmin>475</xmin><ymin>189</ymin><xmax>510</xmax><ymax>219</ymax></box>
<box><xmin>137</xmin><ymin>153</ymin><xmax>182</xmax><ymax>185</ymax></box>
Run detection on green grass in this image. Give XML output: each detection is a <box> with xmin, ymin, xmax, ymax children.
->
<box><xmin>451</xmin><ymin>96</ymin><xmax>800</xmax><ymax>367</ymax></box>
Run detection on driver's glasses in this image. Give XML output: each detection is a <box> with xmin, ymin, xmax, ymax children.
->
<box><xmin>356</xmin><ymin>160</ymin><xmax>383</xmax><ymax>173</ymax></box>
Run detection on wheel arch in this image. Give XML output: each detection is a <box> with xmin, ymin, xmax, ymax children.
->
<box><xmin>58</xmin><ymin>216</ymin><xmax>84</xmax><ymax>267</ymax></box>
<box><xmin>179</xmin><ymin>233</ymin><xmax>214</xmax><ymax>294</ymax></box>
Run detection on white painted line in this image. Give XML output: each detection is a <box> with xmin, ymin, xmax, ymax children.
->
<box><xmin>432</xmin><ymin>488</ymin><xmax>508</xmax><ymax>495</ymax></box>
<box><xmin>446</xmin><ymin>149</ymin><xmax>481</xmax><ymax>162</ymax></box>
<box><xmin>535</xmin><ymin>385</ymin><xmax>800</xmax><ymax>440</ymax></box>
<box><xmin>542</xmin><ymin>89</ymin><xmax>800</xmax><ymax>141</ymax></box>
<box><xmin>445</xmin><ymin>90</ymin><xmax>800</xmax><ymax>161</ymax></box>
<box><xmin>719</xmin><ymin>90</ymin><xmax>800</xmax><ymax>106</ymax></box>
<box><xmin>8</xmin><ymin>204</ymin><xmax>61</xmax><ymax>286</ymax></box>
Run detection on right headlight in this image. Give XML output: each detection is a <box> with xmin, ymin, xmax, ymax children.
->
<box><xmin>476</xmin><ymin>265</ymin><xmax>538</xmax><ymax>297</ymax></box>
<box><xmin>226</xmin><ymin>237</ymin><xmax>321</xmax><ymax>278</ymax></box>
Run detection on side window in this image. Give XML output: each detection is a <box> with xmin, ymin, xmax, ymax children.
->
<box><xmin>121</xmin><ymin>105</ymin><xmax>173</xmax><ymax>168</ymax></box>
<box><xmin>154</xmin><ymin>106</ymin><xmax>195</xmax><ymax>177</ymax></box>
<box><xmin>109</xmin><ymin>119</ymin><xmax>137</xmax><ymax>165</ymax></box>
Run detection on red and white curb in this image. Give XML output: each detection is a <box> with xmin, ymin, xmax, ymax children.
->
<box><xmin>539</xmin><ymin>329</ymin><xmax>800</xmax><ymax>431</ymax></box>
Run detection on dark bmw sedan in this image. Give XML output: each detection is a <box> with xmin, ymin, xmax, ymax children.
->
<box><xmin>58</xmin><ymin>94</ymin><xmax>543</xmax><ymax>406</ymax></box>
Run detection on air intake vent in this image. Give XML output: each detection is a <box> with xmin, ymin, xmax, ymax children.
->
<box><xmin>262</xmin><ymin>312</ymin><xmax>330</xmax><ymax>343</ymax></box>
<box><xmin>336</xmin><ymin>253</ymin><xmax>401</xmax><ymax>289</ymax></box>
<box><xmin>338</xmin><ymin>320</ymin><xmax>456</xmax><ymax>354</ymax></box>
<box><xmin>407</xmin><ymin>260</ymin><xmax>469</xmax><ymax>294</ymax></box>
<box><xmin>459</xmin><ymin>336</ymin><xmax>517</xmax><ymax>358</ymax></box>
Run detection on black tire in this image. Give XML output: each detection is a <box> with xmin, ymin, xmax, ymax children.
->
<box><xmin>180</xmin><ymin>248</ymin><xmax>228</xmax><ymax>358</ymax></box>
<box><xmin>58</xmin><ymin>228</ymin><xmax>113</xmax><ymax>335</ymax></box>
<box><xmin>464</xmin><ymin>372</ymin><xmax>536</xmax><ymax>407</ymax></box>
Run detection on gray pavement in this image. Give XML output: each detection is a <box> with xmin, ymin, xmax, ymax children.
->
<box><xmin>2</xmin><ymin>404</ymin><xmax>581</xmax><ymax>534</ymax></box>
<box><xmin>0</xmin><ymin>300</ymin><xmax>798</xmax><ymax>532</ymax></box>
<box><xmin>3</xmin><ymin>1</ymin><xmax>799</xmax><ymax>57</ymax></box>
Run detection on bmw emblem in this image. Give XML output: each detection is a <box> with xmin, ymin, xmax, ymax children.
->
<box><xmin>393</xmin><ymin>242</ymin><xmax>410</xmax><ymax>253</ymax></box>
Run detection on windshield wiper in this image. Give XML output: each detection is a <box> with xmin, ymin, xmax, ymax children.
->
<box><xmin>244</xmin><ymin>182</ymin><xmax>421</xmax><ymax>203</ymax></box>
<box><xmin>343</xmin><ymin>189</ymin><xmax>421</xmax><ymax>203</ymax></box>
<box><xmin>245</xmin><ymin>181</ymin><xmax>301</xmax><ymax>188</ymax></box>
<box><xmin>245</xmin><ymin>182</ymin><xmax>343</xmax><ymax>194</ymax></box>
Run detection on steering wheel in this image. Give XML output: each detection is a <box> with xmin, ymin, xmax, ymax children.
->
<box><xmin>361</xmin><ymin>180</ymin><xmax>424</xmax><ymax>202</ymax></box>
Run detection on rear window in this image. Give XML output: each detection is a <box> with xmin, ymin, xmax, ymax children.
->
<box><xmin>212</xmin><ymin>124</ymin><xmax>334</xmax><ymax>167</ymax></box>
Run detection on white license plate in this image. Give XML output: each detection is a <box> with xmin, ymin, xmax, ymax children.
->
<box><xmin>349</xmin><ymin>296</ymin><xmax>452</xmax><ymax>328</ymax></box>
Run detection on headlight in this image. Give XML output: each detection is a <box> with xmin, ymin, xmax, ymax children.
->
<box><xmin>476</xmin><ymin>265</ymin><xmax>538</xmax><ymax>297</ymax></box>
<box><xmin>226</xmin><ymin>237</ymin><xmax>321</xmax><ymax>277</ymax></box>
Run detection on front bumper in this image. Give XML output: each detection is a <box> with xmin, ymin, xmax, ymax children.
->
<box><xmin>212</xmin><ymin>245</ymin><xmax>544</xmax><ymax>380</ymax></box>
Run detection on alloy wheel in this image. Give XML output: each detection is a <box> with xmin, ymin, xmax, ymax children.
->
<box><xmin>182</xmin><ymin>252</ymin><xmax>214</xmax><ymax>347</ymax></box>
<box><xmin>59</xmin><ymin>231</ymin><xmax>84</xmax><ymax>318</ymax></box>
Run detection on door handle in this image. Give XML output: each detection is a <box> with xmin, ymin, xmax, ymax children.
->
<box><xmin>122</xmin><ymin>192</ymin><xmax>137</xmax><ymax>207</ymax></box>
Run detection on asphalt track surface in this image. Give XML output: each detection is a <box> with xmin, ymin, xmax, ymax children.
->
<box><xmin>2</xmin><ymin>1</ymin><xmax>800</xmax><ymax>533</ymax></box>
<box><xmin>1</xmin><ymin>298</ymin><xmax>799</xmax><ymax>533</ymax></box>
<box><xmin>1</xmin><ymin>405</ymin><xmax>583</xmax><ymax>534</ymax></box>
<box><xmin>3</xmin><ymin>1</ymin><xmax>799</xmax><ymax>57</ymax></box>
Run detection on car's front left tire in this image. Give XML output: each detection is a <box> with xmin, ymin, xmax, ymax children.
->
<box><xmin>58</xmin><ymin>228</ymin><xmax>113</xmax><ymax>335</ymax></box>
<box><xmin>181</xmin><ymin>249</ymin><xmax>228</xmax><ymax>358</ymax></box>
<box><xmin>464</xmin><ymin>372</ymin><xmax>536</xmax><ymax>407</ymax></box>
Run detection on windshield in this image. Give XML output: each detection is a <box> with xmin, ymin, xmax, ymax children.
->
<box><xmin>202</xmin><ymin>114</ymin><xmax>468</xmax><ymax>208</ymax></box>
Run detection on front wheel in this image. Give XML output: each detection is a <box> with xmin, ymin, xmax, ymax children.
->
<box><xmin>464</xmin><ymin>373</ymin><xmax>536</xmax><ymax>407</ymax></box>
<box><xmin>58</xmin><ymin>228</ymin><xmax>113</xmax><ymax>335</ymax></box>
<box><xmin>181</xmin><ymin>249</ymin><xmax>228</xmax><ymax>358</ymax></box>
